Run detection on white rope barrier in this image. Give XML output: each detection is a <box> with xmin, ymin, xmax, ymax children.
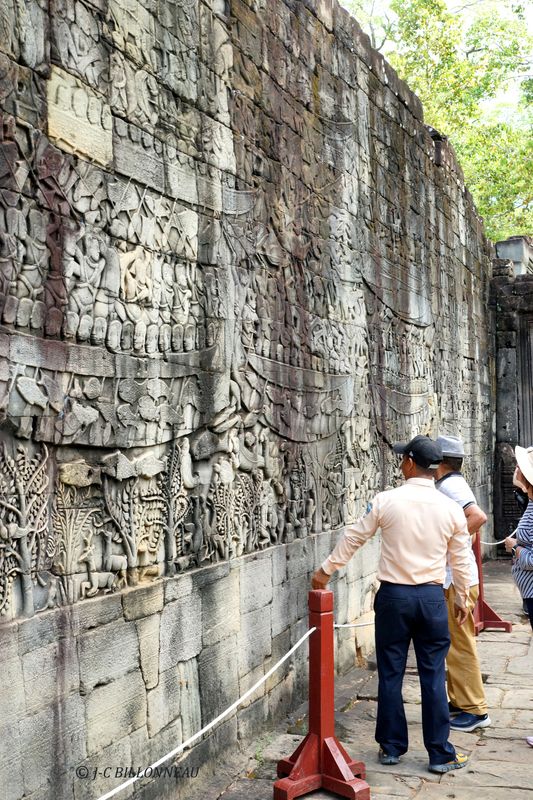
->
<box><xmin>334</xmin><ymin>622</ymin><xmax>375</xmax><ymax>628</ymax></box>
<box><xmin>480</xmin><ymin>539</ymin><xmax>508</xmax><ymax>546</ymax></box>
<box><xmin>95</xmin><ymin>626</ymin><xmax>317</xmax><ymax>800</ymax></box>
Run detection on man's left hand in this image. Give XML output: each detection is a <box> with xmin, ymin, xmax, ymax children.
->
<box><xmin>454</xmin><ymin>604</ymin><xmax>468</xmax><ymax>626</ymax></box>
<box><xmin>311</xmin><ymin>568</ymin><xmax>330</xmax><ymax>589</ymax></box>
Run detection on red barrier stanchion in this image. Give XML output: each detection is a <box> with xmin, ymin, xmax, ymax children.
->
<box><xmin>472</xmin><ymin>535</ymin><xmax>512</xmax><ymax>635</ymax></box>
<box><xmin>274</xmin><ymin>590</ymin><xmax>370</xmax><ymax>800</ymax></box>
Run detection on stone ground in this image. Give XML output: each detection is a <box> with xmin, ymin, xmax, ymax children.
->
<box><xmin>192</xmin><ymin>560</ymin><xmax>533</xmax><ymax>800</ymax></box>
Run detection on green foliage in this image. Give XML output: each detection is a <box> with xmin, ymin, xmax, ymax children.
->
<box><xmin>343</xmin><ymin>0</ymin><xmax>533</xmax><ymax>241</ymax></box>
<box><xmin>454</xmin><ymin>123</ymin><xmax>533</xmax><ymax>241</ymax></box>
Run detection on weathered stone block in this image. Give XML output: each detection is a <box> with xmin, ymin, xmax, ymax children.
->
<box><xmin>239</xmin><ymin>553</ymin><xmax>273</xmax><ymax>614</ymax></box>
<box><xmin>73</xmin><ymin>735</ymin><xmax>133</xmax><ymax>800</ymax></box>
<box><xmin>271</xmin><ymin>580</ymin><xmax>297</xmax><ymax>638</ymax></box>
<box><xmin>2</xmin><ymin>651</ymin><xmax>25</xmax><ymax>726</ymax></box>
<box><xmin>265</xmin><ymin>627</ymin><xmax>292</xmax><ymax>694</ymax></box>
<box><xmin>238</xmin><ymin>605</ymin><xmax>272</xmax><ymax>675</ymax></box>
<box><xmin>17</xmin><ymin>608</ymin><xmax>70</xmax><ymax>655</ymax></box>
<box><xmin>0</xmin><ymin>720</ymin><xmax>24</xmax><ymax>800</ymax></box>
<box><xmin>271</xmin><ymin>544</ymin><xmax>288</xmax><ymax>586</ymax></box>
<box><xmin>20</xmin><ymin>694</ymin><xmax>86</xmax><ymax>796</ymax></box>
<box><xmin>178</xmin><ymin>658</ymin><xmax>202</xmax><ymax>740</ymax></box>
<box><xmin>22</xmin><ymin>636</ymin><xmax>79</xmax><ymax>714</ymax></box>
<box><xmin>113</xmin><ymin>118</ymin><xmax>164</xmax><ymax>191</ymax></box>
<box><xmin>136</xmin><ymin>614</ymin><xmax>160</xmax><ymax>690</ymax></box>
<box><xmin>68</xmin><ymin>594</ymin><xmax>124</xmax><ymax>636</ymax></box>
<box><xmin>147</xmin><ymin>666</ymin><xmax>182</xmax><ymax>737</ymax></box>
<box><xmin>141</xmin><ymin>718</ymin><xmax>182</xmax><ymax>779</ymax></box>
<box><xmin>159</xmin><ymin>593</ymin><xmax>202</xmax><ymax>672</ymax></box>
<box><xmin>79</xmin><ymin>619</ymin><xmax>140</xmax><ymax>692</ymax></box>
<box><xmin>198</xmin><ymin>635</ymin><xmax>239</xmax><ymax>721</ymax></box>
<box><xmin>236</xmin><ymin>695</ymin><xmax>269</xmax><ymax>742</ymax></box>
<box><xmin>164</xmin><ymin>574</ymin><xmax>194</xmax><ymax>604</ymax></box>
<box><xmin>336</xmin><ymin>625</ymin><xmax>358</xmax><ymax>675</ymax></box>
<box><xmin>123</xmin><ymin>582</ymin><xmax>164</xmax><ymax>620</ymax></box>
<box><xmin>238</xmin><ymin>662</ymin><xmax>266</xmax><ymax>710</ymax></box>
<box><xmin>286</xmin><ymin>538</ymin><xmax>314</xmax><ymax>581</ymax></box>
<box><xmin>190</xmin><ymin>560</ymin><xmax>231</xmax><ymax>590</ymax></box>
<box><xmin>86</xmin><ymin>670</ymin><xmax>147</xmax><ymax>754</ymax></box>
<box><xmin>201</xmin><ymin>565</ymin><xmax>240</xmax><ymax>646</ymax></box>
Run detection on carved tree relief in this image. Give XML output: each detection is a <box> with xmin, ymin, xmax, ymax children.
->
<box><xmin>0</xmin><ymin>444</ymin><xmax>50</xmax><ymax>616</ymax></box>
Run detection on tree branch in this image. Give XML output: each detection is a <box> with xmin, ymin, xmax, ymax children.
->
<box><xmin>450</xmin><ymin>0</ymin><xmax>490</xmax><ymax>12</ymax></box>
<box><xmin>0</xmin><ymin>499</ymin><xmax>21</xmax><ymax>519</ymax></box>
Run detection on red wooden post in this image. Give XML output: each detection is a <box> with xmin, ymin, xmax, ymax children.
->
<box><xmin>472</xmin><ymin>535</ymin><xmax>512</xmax><ymax>634</ymax></box>
<box><xmin>273</xmin><ymin>590</ymin><xmax>370</xmax><ymax>800</ymax></box>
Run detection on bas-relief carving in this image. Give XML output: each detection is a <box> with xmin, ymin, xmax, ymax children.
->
<box><xmin>0</xmin><ymin>52</ymin><xmax>46</xmax><ymax>130</ymax></box>
<box><xmin>47</xmin><ymin>66</ymin><xmax>113</xmax><ymax>167</ymax></box>
<box><xmin>0</xmin><ymin>442</ymin><xmax>50</xmax><ymax>617</ymax></box>
<box><xmin>0</xmin><ymin>1</ymin><xmax>493</xmax><ymax>620</ymax></box>
<box><xmin>0</xmin><ymin>0</ymin><xmax>48</xmax><ymax>73</ymax></box>
<box><xmin>50</xmin><ymin>0</ymin><xmax>109</xmax><ymax>91</ymax></box>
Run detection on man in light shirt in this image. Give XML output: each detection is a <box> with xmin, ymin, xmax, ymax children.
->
<box><xmin>435</xmin><ymin>435</ymin><xmax>490</xmax><ymax>732</ymax></box>
<box><xmin>312</xmin><ymin>435</ymin><xmax>471</xmax><ymax>774</ymax></box>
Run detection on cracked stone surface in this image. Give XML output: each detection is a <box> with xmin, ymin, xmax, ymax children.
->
<box><xmin>187</xmin><ymin>561</ymin><xmax>533</xmax><ymax>800</ymax></box>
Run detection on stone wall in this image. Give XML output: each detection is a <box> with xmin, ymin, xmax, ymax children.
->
<box><xmin>2</xmin><ymin>534</ymin><xmax>378</xmax><ymax>800</ymax></box>
<box><xmin>0</xmin><ymin>0</ymin><xmax>494</xmax><ymax>797</ymax></box>
<box><xmin>492</xmin><ymin>260</ymin><xmax>533</xmax><ymax>538</ymax></box>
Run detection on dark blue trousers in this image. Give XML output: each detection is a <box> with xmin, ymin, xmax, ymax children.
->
<box><xmin>374</xmin><ymin>582</ymin><xmax>456</xmax><ymax>765</ymax></box>
<box><xmin>526</xmin><ymin>597</ymin><xmax>533</xmax><ymax>632</ymax></box>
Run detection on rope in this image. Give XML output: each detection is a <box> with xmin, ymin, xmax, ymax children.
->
<box><xmin>334</xmin><ymin>621</ymin><xmax>375</xmax><ymax>628</ymax></box>
<box><xmin>95</xmin><ymin>626</ymin><xmax>316</xmax><ymax>800</ymax></box>
<box><xmin>480</xmin><ymin>539</ymin><xmax>507</xmax><ymax>546</ymax></box>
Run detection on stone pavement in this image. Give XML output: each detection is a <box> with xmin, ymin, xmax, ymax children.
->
<box><xmin>197</xmin><ymin>560</ymin><xmax>533</xmax><ymax>800</ymax></box>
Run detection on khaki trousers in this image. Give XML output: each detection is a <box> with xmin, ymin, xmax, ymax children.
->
<box><xmin>444</xmin><ymin>584</ymin><xmax>487</xmax><ymax>716</ymax></box>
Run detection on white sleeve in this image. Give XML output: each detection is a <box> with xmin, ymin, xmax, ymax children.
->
<box><xmin>439</xmin><ymin>475</ymin><xmax>476</xmax><ymax>509</ymax></box>
<box><xmin>321</xmin><ymin>496</ymin><xmax>381</xmax><ymax>575</ymax></box>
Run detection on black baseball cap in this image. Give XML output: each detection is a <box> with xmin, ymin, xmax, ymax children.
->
<box><xmin>393</xmin><ymin>435</ymin><xmax>443</xmax><ymax>469</ymax></box>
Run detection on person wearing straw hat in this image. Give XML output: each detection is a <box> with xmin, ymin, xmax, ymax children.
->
<box><xmin>435</xmin><ymin>435</ymin><xmax>491</xmax><ymax>734</ymax></box>
<box><xmin>312</xmin><ymin>435</ymin><xmax>471</xmax><ymax>774</ymax></box>
<box><xmin>504</xmin><ymin>445</ymin><xmax>533</xmax><ymax>749</ymax></box>
<box><xmin>504</xmin><ymin>446</ymin><xmax>533</xmax><ymax>630</ymax></box>
<box><xmin>504</xmin><ymin>447</ymin><xmax>533</xmax><ymax>630</ymax></box>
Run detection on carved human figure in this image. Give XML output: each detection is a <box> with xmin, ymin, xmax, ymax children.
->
<box><xmin>183</xmin><ymin>495</ymin><xmax>204</xmax><ymax>560</ymax></box>
<box><xmin>120</xmin><ymin>246</ymin><xmax>152</xmax><ymax>308</ymax></box>
<box><xmin>173</xmin><ymin>271</ymin><xmax>192</xmax><ymax>325</ymax></box>
<box><xmin>65</xmin><ymin>234</ymin><xmax>106</xmax><ymax>321</ymax></box>
<box><xmin>180</xmin><ymin>437</ymin><xmax>199</xmax><ymax>489</ymax></box>
<box><xmin>203</xmin><ymin>269</ymin><xmax>223</xmax><ymax>317</ymax></box>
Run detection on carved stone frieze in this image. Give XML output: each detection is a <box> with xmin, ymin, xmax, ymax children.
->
<box><xmin>0</xmin><ymin>0</ymin><xmax>493</xmax><ymax>621</ymax></box>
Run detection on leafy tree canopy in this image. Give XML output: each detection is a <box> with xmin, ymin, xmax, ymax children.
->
<box><xmin>343</xmin><ymin>0</ymin><xmax>533</xmax><ymax>241</ymax></box>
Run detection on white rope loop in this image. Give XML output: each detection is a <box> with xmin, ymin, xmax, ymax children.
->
<box><xmin>95</xmin><ymin>626</ymin><xmax>316</xmax><ymax>800</ymax></box>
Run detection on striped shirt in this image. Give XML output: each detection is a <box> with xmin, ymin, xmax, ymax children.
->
<box><xmin>512</xmin><ymin>499</ymin><xmax>533</xmax><ymax>599</ymax></box>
